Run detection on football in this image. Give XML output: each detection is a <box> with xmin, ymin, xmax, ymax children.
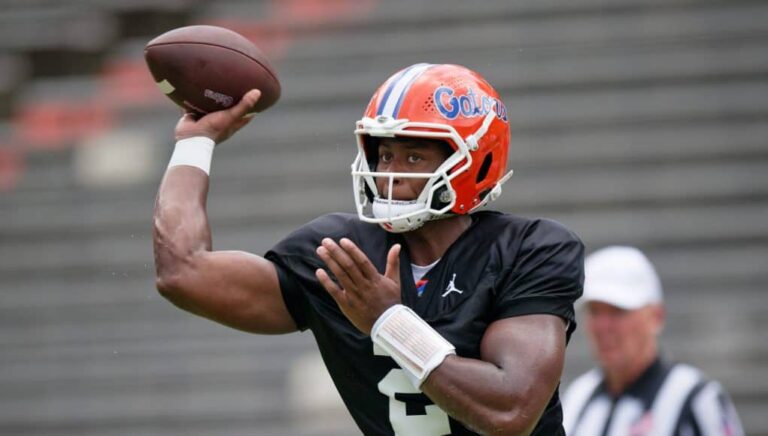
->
<box><xmin>144</xmin><ymin>25</ymin><xmax>281</xmax><ymax>116</ymax></box>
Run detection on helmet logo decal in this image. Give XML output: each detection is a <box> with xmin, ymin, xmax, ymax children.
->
<box><xmin>434</xmin><ymin>86</ymin><xmax>508</xmax><ymax>122</ymax></box>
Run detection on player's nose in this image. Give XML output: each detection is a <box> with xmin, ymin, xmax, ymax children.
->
<box><xmin>379</xmin><ymin>177</ymin><xmax>403</xmax><ymax>196</ymax></box>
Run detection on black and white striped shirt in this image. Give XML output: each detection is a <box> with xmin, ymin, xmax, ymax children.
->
<box><xmin>562</xmin><ymin>358</ymin><xmax>744</xmax><ymax>436</ymax></box>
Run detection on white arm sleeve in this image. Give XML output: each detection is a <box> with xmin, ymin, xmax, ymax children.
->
<box><xmin>168</xmin><ymin>136</ymin><xmax>216</xmax><ymax>175</ymax></box>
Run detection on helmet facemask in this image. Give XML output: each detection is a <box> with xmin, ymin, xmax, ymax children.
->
<box><xmin>352</xmin><ymin>114</ymin><xmax>491</xmax><ymax>233</ymax></box>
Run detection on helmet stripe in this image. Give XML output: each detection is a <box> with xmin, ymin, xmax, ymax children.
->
<box><xmin>376</xmin><ymin>68</ymin><xmax>409</xmax><ymax>117</ymax></box>
<box><xmin>377</xmin><ymin>63</ymin><xmax>433</xmax><ymax>118</ymax></box>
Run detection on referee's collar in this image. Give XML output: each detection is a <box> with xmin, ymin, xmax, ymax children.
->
<box><xmin>600</xmin><ymin>354</ymin><xmax>672</xmax><ymax>405</ymax></box>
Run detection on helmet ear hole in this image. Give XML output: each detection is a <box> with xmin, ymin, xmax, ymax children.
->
<box><xmin>475</xmin><ymin>153</ymin><xmax>493</xmax><ymax>183</ymax></box>
<box><xmin>430</xmin><ymin>186</ymin><xmax>451</xmax><ymax>210</ymax></box>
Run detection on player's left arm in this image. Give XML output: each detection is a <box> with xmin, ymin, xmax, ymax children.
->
<box><xmin>420</xmin><ymin>314</ymin><xmax>566</xmax><ymax>435</ymax></box>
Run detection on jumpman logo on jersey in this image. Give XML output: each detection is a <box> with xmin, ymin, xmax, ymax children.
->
<box><xmin>442</xmin><ymin>273</ymin><xmax>464</xmax><ymax>297</ymax></box>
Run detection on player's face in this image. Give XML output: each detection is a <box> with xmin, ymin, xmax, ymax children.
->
<box><xmin>374</xmin><ymin>138</ymin><xmax>451</xmax><ymax>201</ymax></box>
<box><xmin>585</xmin><ymin>302</ymin><xmax>663</xmax><ymax>375</ymax></box>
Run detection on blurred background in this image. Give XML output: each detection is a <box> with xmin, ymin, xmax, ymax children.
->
<box><xmin>1</xmin><ymin>0</ymin><xmax>766</xmax><ymax>435</ymax></box>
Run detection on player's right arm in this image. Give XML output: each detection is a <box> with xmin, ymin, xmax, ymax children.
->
<box><xmin>153</xmin><ymin>89</ymin><xmax>297</xmax><ymax>335</ymax></box>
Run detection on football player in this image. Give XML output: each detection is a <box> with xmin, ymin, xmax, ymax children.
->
<box><xmin>153</xmin><ymin>63</ymin><xmax>584</xmax><ymax>435</ymax></box>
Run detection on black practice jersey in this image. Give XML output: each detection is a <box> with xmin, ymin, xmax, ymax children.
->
<box><xmin>265</xmin><ymin>211</ymin><xmax>584</xmax><ymax>435</ymax></box>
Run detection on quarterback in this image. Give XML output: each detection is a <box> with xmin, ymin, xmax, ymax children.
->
<box><xmin>153</xmin><ymin>64</ymin><xmax>584</xmax><ymax>435</ymax></box>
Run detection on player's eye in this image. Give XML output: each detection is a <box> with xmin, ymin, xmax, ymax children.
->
<box><xmin>407</xmin><ymin>154</ymin><xmax>422</xmax><ymax>164</ymax></box>
<box><xmin>379</xmin><ymin>152</ymin><xmax>393</xmax><ymax>163</ymax></box>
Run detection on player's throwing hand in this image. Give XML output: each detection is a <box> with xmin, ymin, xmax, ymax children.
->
<box><xmin>174</xmin><ymin>89</ymin><xmax>262</xmax><ymax>143</ymax></box>
<box><xmin>315</xmin><ymin>238</ymin><xmax>402</xmax><ymax>335</ymax></box>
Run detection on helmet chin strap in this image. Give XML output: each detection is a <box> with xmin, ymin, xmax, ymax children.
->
<box><xmin>371</xmin><ymin>197</ymin><xmax>425</xmax><ymax>219</ymax></box>
<box><xmin>371</xmin><ymin>197</ymin><xmax>430</xmax><ymax>233</ymax></box>
<box><xmin>371</xmin><ymin>176</ymin><xmax>431</xmax><ymax>232</ymax></box>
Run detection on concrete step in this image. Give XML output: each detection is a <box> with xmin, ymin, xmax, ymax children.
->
<box><xmin>4</xmin><ymin>76</ymin><xmax>767</xmax><ymax>199</ymax></box>
<box><xmin>561</xmin><ymin>202</ymin><xmax>768</xmax><ymax>247</ymax></box>
<box><xmin>283</xmin><ymin>3</ymin><xmax>768</xmax><ymax>61</ymax></box>
<box><xmin>0</xmin><ymin>383</ymin><xmax>289</xmax><ymax>432</ymax></box>
<box><xmin>3</xmin><ymin>147</ymin><xmax>767</xmax><ymax>244</ymax></box>
<box><xmin>1</xmin><ymin>196</ymin><xmax>766</xmax><ymax>279</ymax></box>
<box><xmin>277</xmin><ymin>40</ymin><xmax>768</xmax><ymax>106</ymax></box>
<box><xmin>0</xmin><ymin>302</ymin><xmax>310</xmax><ymax>350</ymax></box>
<box><xmin>1</xmin><ymin>342</ymin><xmax>309</xmax><ymax>389</ymax></box>
<box><xmin>6</xmin><ymin>113</ymin><xmax>768</xmax><ymax>219</ymax></box>
<box><xmin>201</xmin><ymin>0</ymin><xmax>732</xmax><ymax>30</ymax></box>
<box><xmin>0</xmin><ymin>409</ymin><xmax>358</xmax><ymax>436</ymax></box>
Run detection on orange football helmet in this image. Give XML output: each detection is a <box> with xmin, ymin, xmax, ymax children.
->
<box><xmin>351</xmin><ymin>63</ymin><xmax>513</xmax><ymax>232</ymax></box>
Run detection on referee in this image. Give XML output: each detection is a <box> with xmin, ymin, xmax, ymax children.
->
<box><xmin>562</xmin><ymin>246</ymin><xmax>744</xmax><ymax>436</ymax></box>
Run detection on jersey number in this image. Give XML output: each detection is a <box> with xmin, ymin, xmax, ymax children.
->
<box><xmin>375</xmin><ymin>347</ymin><xmax>451</xmax><ymax>435</ymax></box>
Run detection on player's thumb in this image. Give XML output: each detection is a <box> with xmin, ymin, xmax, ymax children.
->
<box><xmin>231</xmin><ymin>89</ymin><xmax>261</xmax><ymax>118</ymax></box>
<box><xmin>384</xmin><ymin>244</ymin><xmax>401</xmax><ymax>284</ymax></box>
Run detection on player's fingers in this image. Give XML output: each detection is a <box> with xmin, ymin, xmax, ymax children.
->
<box><xmin>315</xmin><ymin>268</ymin><xmax>346</xmax><ymax>304</ymax></box>
<box><xmin>339</xmin><ymin>238</ymin><xmax>378</xmax><ymax>279</ymax></box>
<box><xmin>316</xmin><ymin>245</ymin><xmax>357</xmax><ymax>291</ymax></box>
<box><xmin>321</xmin><ymin>238</ymin><xmax>367</xmax><ymax>288</ymax></box>
<box><xmin>228</xmin><ymin>89</ymin><xmax>261</xmax><ymax>119</ymax></box>
<box><xmin>384</xmin><ymin>244</ymin><xmax>401</xmax><ymax>284</ymax></box>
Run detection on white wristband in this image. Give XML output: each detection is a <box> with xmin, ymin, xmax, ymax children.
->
<box><xmin>168</xmin><ymin>136</ymin><xmax>216</xmax><ymax>175</ymax></box>
<box><xmin>371</xmin><ymin>304</ymin><xmax>456</xmax><ymax>388</ymax></box>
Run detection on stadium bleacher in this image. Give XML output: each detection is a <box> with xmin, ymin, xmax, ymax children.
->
<box><xmin>1</xmin><ymin>0</ymin><xmax>767</xmax><ymax>434</ymax></box>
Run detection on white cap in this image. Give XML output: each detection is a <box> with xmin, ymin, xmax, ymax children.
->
<box><xmin>582</xmin><ymin>246</ymin><xmax>663</xmax><ymax>310</ymax></box>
